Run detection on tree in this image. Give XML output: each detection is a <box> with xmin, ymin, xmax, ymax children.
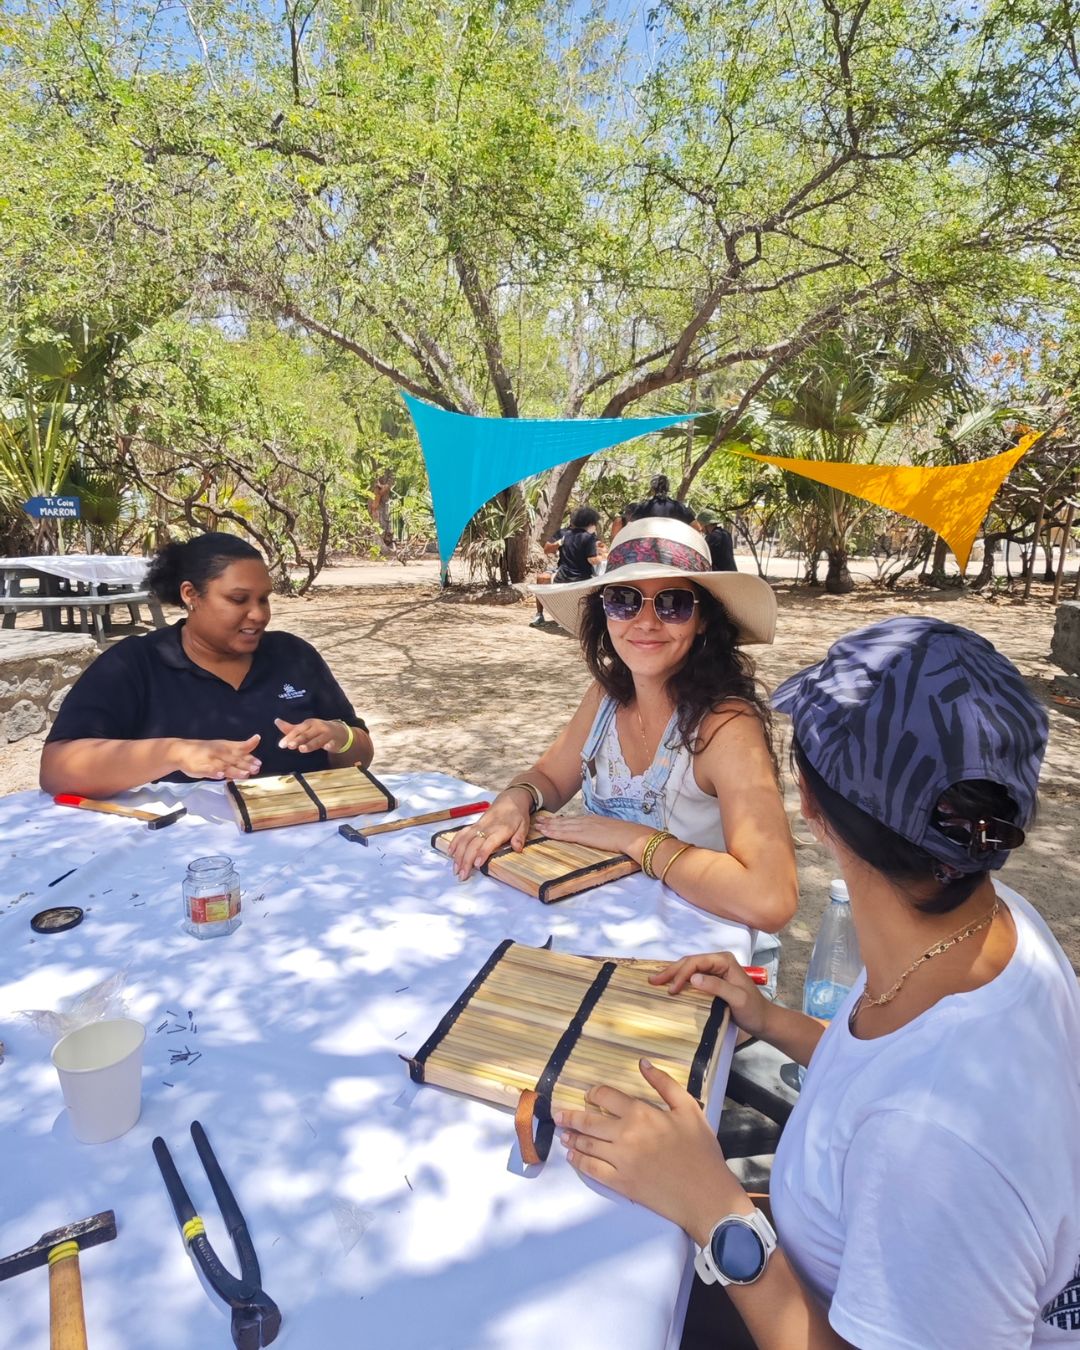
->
<box><xmin>2</xmin><ymin>0</ymin><xmax>1080</xmax><ymax>585</ymax></box>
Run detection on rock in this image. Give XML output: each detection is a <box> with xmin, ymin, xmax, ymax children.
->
<box><xmin>48</xmin><ymin>686</ymin><xmax>72</xmax><ymax>715</ymax></box>
<box><xmin>5</xmin><ymin>698</ymin><xmax>46</xmax><ymax>742</ymax></box>
<box><xmin>0</xmin><ymin>632</ymin><xmax>97</xmax><ymax>740</ymax></box>
<box><xmin>1050</xmin><ymin>602</ymin><xmax>1080</xmax><ymax>676</ymax></box>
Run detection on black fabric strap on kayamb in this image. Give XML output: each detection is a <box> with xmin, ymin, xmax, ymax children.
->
<box><xmin>358</xmin><ymin>765</ymin><xmax>397</xmax><ymax>811</ymax></box>
<box><xmin>686</xmin><ymin>995</ymin><xmax>729</xmax><ymax>1102</ymax></box>
<box><xmin>537</xmin><ymin>858</ymin><xmax>628</xmax><ymax>904</ymax></box>
<box><xmin>485</xmin><ymin>835</ymin><xmax>546</xmax><ymax>865</ymax></box>
<box><xmin>226</xmin><ymin>782</ymin><xmax>253</xmax><ymax>833</ymax></box>
<box><xmin>528</xmin><ymin>960</ymin><xmax>617</xmax><ymax>1162</ymax></box>
<box><xmin>293</xmin><ymin>772</ymin><xmax>327</xmax><ymax>822</ymax></box>
<box><xmin>405</xmin><ymin>939</ymin><xmax>514</xmax><ymax>1083</ymax></box>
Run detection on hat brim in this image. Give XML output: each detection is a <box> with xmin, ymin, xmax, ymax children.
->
<box><xmin>541</xmin><ymin>563</ymin><xmax>777</xmax><ymax>645</ymax></box>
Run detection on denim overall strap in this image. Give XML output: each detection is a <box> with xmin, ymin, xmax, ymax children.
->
<box><xmin>581</xmin><ymin>696</ymin><xmax>681</xmax><ymax>825</ymax></box>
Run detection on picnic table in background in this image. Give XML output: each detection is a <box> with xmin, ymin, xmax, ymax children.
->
<box><xmin>0</xmin><ymin>555</ymin><xmax>164</xmax><ymax>644</ymax></box>
<box><xmin>0</xmin><ymin>771</ymin><xmax>751</xmax><ymax>1350</ymax></box>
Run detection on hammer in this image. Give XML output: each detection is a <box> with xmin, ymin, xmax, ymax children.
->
<box><xmin>0</xmin><ymin>1209</ymin><xmax>116</xmax><ymax>1349</ymax></box>
<box><xmin>53</xmin><ymin>795</ymin><xmax>186</xmax><ymax>830</ymax></box>
<box><xmin>338</xmin><ymin>801</ymin><xmax>490</xmax><ymax>845</ymax></box>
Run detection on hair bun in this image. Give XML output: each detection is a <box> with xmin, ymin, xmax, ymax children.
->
<box><xmin>146</xmin><ymin>541</ymin><xmax>188</xmax><ymax>605</ymax></box>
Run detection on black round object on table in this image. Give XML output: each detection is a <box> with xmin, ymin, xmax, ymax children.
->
<box><xmin>30</xmin><ymin>906</ymin><xmax>84</xmax><ymax>934</ymax></box>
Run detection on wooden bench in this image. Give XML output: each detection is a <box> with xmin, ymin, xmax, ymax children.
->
<box><xmin>1</xmin><ymin>590</ymin><xmax>165</xmax><ymax>646</ymax></box>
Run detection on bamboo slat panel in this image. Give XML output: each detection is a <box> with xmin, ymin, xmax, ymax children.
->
<box><xmin>431</xmin><ymin>816</ymin><xmax>639</xmax><ymax>902</ymax></box>
<box><xmin>405</xmin><ymin>941</ymin><xmax>729</xmax><ymax>1165</ymax></box>
<box><xmin>227</xmin><ymin>765</ymin><xmax>396</xmax><ymax>832</ymax></box>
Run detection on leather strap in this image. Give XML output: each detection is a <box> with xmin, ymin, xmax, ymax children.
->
<box><xmin>515</xmin><ymin>1090</ymin><xmax>547</xmax><ymax>1165</ymax></box>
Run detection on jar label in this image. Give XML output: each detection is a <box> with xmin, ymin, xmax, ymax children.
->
<box><xmin>189</xmin><ymin>888</ymin><xmax>241</xmax><ymax>924</ymax></box>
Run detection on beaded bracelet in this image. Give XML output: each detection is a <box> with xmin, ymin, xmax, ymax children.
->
<box><xmin>640</xmin><ymin>829</ymin><xmax>674</xmax><ymax>879</ymax></box>
<box><xmin>659</xmin><ymin>843</ymin><xmax>692</xmax><ymax>886</ymax></box>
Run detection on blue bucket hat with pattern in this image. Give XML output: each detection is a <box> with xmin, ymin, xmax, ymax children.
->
<box><xmin>772</xmin><ymin>616</ymin><xmax>1047</xmax><ymax>872</ymax></box>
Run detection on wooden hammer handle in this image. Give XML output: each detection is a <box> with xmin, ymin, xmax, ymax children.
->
<box><xmin>359</xmin><ymin>801</ymin><xmax>490</xmax><ymax>838</ymax></box>
<box><xmin>49</xmin><ymin>1246</ymin><xmax>88</xmax><ymax>1350</ymax></box>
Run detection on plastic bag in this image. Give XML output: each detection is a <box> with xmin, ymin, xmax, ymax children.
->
<box><xmin>18</xmin><ymin>970</ymin><xmax>129</xmax><ymax>1041</ymax></box>
<box><xmin>332</xmin><ymin>1199</ymin><xmax>375</xmax><ymax>1255</ymax></box>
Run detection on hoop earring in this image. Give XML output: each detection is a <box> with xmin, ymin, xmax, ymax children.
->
<box><xmin>598</xmin><ymin>631</ymin><xmax>612</xmax><ymax>656</ymax></box>
<box><xmin>695</xmin><ymin>631</ymin><xmax>708</xmax><ymax>651</ymax></box>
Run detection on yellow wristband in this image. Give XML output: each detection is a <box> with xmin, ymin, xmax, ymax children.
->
<box><xmin>335</xmin><ymin>721</ymin><xmax>356</xmax><ymax>754</ymax></box>
<box><xmin>659</xmin><ymin>843</ymin><xmax>692</xmax><ymax>886</ymax></box>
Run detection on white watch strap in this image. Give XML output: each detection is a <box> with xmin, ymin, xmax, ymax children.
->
<box><xmin>694</xmin><ymin>1209</ymin><xmax>777</xmax><ymax>1287</ymax></box>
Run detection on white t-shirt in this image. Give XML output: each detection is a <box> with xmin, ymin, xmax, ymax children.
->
<box><xmin>771</xmin><ymin>882</ymin><xmax>1080</xmax><ymax>1349</ymax></box>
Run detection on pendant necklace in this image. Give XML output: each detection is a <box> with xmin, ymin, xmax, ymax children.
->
<box><xmin>850</xmin><ymin>899</ymin><xmax>999</xmax><ymax>1026</ymax></box>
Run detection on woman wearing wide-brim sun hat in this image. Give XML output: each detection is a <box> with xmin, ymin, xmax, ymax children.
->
<box><xmin>448</xmin><ymin>517</ymin><xmax>796</xmax><ymax>943</ymax></box>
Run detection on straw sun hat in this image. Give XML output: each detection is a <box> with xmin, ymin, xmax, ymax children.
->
<box><xmin>541</xmin><ymin>518</ymin><xmax>777</xmax><ymax>645</ymax></box>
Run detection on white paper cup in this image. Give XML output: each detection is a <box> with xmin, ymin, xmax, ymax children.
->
<box><xmin>51</xmin><ymin>1018</ymin><xmax>146</xmax><ymax>1144</ymax></box>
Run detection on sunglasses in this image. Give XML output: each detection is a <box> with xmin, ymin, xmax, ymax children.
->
<box><xmin>934</xmin><ymin>811</ymin><xmax>1026</xmax><ymax>858</ymax></box>
<box><xmin>601</xmin><ymin>584</ymin><xmax>699</xmax><ymax>625</ymax></box>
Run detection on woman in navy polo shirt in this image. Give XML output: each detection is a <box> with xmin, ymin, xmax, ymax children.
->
<box><xmin>40</xmin><ymin>534</ymin><xmax>373</xmax><ymax>796</ymax></box>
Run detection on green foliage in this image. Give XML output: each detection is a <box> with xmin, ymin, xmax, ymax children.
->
<box><xmin>1</xmin><ymin>0</ymin><xmax>1080</xmax><ymax>581</ymax></box>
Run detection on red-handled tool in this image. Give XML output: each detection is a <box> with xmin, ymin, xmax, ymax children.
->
<box><xmin>743</xmin><ymin>966</ymin><xmax>769</xmax><ymax>985</ymax></box>
<box><xmin>338</xmin><ymin>801</ymin><xmax>490</xmax><ymax>846</ymax></box>
<box><xmin>53</xmin><ymin>795</ymin><xmax>186</xmax><ymax>830</ymax></box>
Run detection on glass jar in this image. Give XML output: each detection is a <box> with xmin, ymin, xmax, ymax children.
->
<box><xmin>182</xmin><ymin>856</ymin><xmax>241</xmax><ymax>940</ymax></box>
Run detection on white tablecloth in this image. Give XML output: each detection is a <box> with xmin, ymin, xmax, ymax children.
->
<box><xmin>2</xmin><ymin>555</ymin><xmax>150</xmax><ymax>587</ymax></box>
<box><xmin>0</xmin><ymin>774</ymin><xmax>751</xmax><ymax>1350</ymax></box>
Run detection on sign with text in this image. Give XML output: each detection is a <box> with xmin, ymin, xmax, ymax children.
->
<box><xmin>22</xmin><ymin>495</ymin><xmax>81</xmax><ymax>520</ymax></box>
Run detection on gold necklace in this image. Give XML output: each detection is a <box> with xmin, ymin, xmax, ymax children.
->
<box><xmin>633</xmin><ymin>703</ymin><xmax>652</xmax><ymax>761</ymax></box>
<box><xmin>855</xmin><ymin>899</ymin><xmax>1000</xmax><ymax>1014</ymax></box>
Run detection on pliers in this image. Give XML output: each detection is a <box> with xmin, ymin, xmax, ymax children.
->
<box><xmin>152</xmin><ymin>1120</ymin><xmax>281</xmax><ymax>1349</ymax></box>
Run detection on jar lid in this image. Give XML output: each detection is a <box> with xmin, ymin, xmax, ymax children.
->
<box><xmin>31</xmin><ymin>906</ymin><xmax>85</xmax><ymax>934</ymax></box>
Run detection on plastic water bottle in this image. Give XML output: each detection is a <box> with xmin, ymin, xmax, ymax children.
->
<box><xmin>798</xmin><ymin>879</ymin><xmax>861</xmax><ymax>1086</ymax></box>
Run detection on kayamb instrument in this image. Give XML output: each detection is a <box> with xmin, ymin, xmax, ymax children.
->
<box><xmin>431</xmin><ymin>814</ymin><xmax>640</xmax><ymax>903</ymax></box>
<box><xmin>226</xmin><ymin>765</ymin><xmax>396</xmax><ymax>832</ymax></box>
<box><xmin>338</xmin><ymin>801</ymin><xmax>490</xmax><ymax>846</ymax></box>
<box><xmin>0</xmin><ymin>1209</ymin><xmax>117</xmax><ymax>1350</ymax></box>
<box><xmin>405</xmin><ymin>940</ymin><xmax>729</xmax><ymax>1166</ymax></box>
<box><xmin>53</xmin><ymin>794</ymin><xmax>186</xmax><ymax>830</ymax></box>
<box><xmin>153</xmin><ymin>1121</ymin><xmax>280</xmax><ymax>1349</ymax></box>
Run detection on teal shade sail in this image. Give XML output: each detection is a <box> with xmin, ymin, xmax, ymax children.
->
<box><xmin>401</xmin><ymin>393</ymin><xmax>701</xmax><ymax>566</ymax></box>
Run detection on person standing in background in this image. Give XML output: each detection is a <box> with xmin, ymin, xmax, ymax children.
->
<box><xmin>630</xmin><ymin>475</ymin><xmax>696</xmax><ymax>525</ymax></box>
<box><xmin>531</xmin><ymin>505</ymin><xmax>603</xmax><ymax>628</ymax></box>
<box><xmin>696</xmin><ymin>511</ymin><xmax>738</xmax><ymax>572</ymax></box>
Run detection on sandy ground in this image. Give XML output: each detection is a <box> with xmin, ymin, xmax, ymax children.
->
<box><xmin>4</xmin><ymin>565</ymin><xmax>1078</xmax><ymax>1005</ymax></box>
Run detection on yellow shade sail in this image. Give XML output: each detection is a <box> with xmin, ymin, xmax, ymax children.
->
<box><xmin>730</xmin><ymin>432</ymin><xmax>1038</xmax><ymax>570</ymax></box>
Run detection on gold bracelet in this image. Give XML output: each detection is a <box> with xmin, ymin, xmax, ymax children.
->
<box><xmin>506</xmin><ymin>781</ymin><xmax>543</xmax><ymax>814</ymax></box>
<box><xmin>659</xmin><ymin>843</ymin><xmax>692</xmax><ymax>887</ymax></box>
<box><xmin>640</xmin><ymin>829</ymin><xmax>674</xmax><ymax>879</ymax></box>
<box><xmin>335</xmin><ymin>721</ymin><xmax>356</xmax><ymax>754</ymax></box>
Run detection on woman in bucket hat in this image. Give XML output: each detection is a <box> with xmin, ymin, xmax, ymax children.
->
<box><xmin>555</xmin><ymin>616</ymin><xmax>1080</xmax><ymax>1350</ymax></box>
<box><xmin>449</xmin><ymin>518</ymin><xmax>796</xmax><ymax>938</ymax></box>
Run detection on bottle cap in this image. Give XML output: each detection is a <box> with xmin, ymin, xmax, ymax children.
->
<box><xmin>828</xmin><ymin>879</ymin><xmax>850</xmax><ymax>903</ymax></box>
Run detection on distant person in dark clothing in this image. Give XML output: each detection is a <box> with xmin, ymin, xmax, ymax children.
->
<box><xmin>696</xmin><ymin>511</ymin><xmax>738</xmax><ymax>572</ymax></box>
<box><xmin>629</xmin><ymin>475</ymin><xmax>696</xmax><ymax>526</ymax></box>
<box><xmin>532</xmin><ymin>506</ymin><xmax>602</xmax><ymax>628</ymax></box>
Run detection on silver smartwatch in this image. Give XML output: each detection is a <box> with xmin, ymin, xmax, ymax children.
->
<box><xmin>694</xmin><ymin>1209</ymin><xmax>777</xmax><ymax>1287</ymax></box>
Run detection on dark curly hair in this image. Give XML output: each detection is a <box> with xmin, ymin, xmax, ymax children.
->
<box><xmin>579</xmin><ymin>585</ymin><xmax>776</xmax><ymax>766</ymax></box>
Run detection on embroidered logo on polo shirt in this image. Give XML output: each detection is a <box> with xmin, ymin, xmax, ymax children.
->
<box><xmin>279</xmin><ymin>683</ymin><xmax>307</xmax><ymax>700</ymax></box>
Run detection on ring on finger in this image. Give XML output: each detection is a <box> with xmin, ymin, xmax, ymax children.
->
<box><xmin>474</xmin><ymin>829</ymin><xmax>487</xmax><ymax>839</ymax></box>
